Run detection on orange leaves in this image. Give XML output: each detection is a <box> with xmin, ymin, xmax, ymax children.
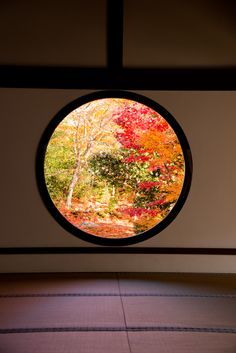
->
<box><xmin>173</xmin><ymin>143</ymin><xmax>182</xmax><ymax>155</ymax></box>
<box><xmin>58</xmin><ymin>199</ymin><xmax>135</xmax><ymax>238</ymax></box>
<box><xmin>164</xmin><ymin>184</ymin><xmax>182</xmax><ymax>203</ymax></box>
<box><xmin>140</xmin><ymin>129</ymin><xmax>166</xmax><ymax>150</ymax></box>
<box><xmin>132</xmin><ymin>214</ymin><xmax>161</xmax><ymax>233</ymax></box>
<box><xmin>139</xmin><ymin>128</ymin><xmax>183</xmax><ymax>164</ymax></box>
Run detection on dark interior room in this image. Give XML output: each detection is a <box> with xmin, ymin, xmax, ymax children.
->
<box><xmin>0</xmin><ymin>0</ymin><xmax>236</xmax><ymax>352</ymax></box>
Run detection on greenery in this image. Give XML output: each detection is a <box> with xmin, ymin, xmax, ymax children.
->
<box><xmin>44</xmin><ymin>98</ymin><xmax>185</xmax><ymax>238</ymax></box>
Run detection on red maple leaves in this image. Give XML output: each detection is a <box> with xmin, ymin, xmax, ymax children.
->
<box><xmin>112</xmin><ymin>100</ymin><xmax>184</xmax><ymax>231</ymax></box>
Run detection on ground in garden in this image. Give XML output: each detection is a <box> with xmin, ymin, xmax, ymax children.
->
<box><xmin>59</xmin><ymin>198</ymin><xmax>135</xmax><ymax>238</ymax></box>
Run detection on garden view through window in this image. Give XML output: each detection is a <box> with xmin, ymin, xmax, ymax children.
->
<box><xmin>44</xmin><ymin>96</ymin><xmax>185</xmax><ymax>240</ymax></box>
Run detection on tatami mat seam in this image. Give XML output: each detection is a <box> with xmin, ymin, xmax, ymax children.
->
<box><xmin>0</xmin><ymin>326</ymin><xmax>236</xmax><ymax>334</ymax></box>
<box><xmin>0</xmin><ymin>293</ymin><xmax>235</xmax><ymax>298</ymax></box>
<box><xmin>116</xmin><ymin>273</ymin><xmax>132</xmax><ymax>353</ymax></box>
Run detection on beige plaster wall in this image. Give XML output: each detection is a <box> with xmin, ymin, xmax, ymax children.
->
<box><xmin>0</xmin><ymin>89</ymin><xmax>235</xmax><ymax>272</ymax></box>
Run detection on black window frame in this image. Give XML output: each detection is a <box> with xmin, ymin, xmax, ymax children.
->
<box><xmin>36</xmin><ymin>90</ymin><xmax>192</xmax><ymax>246</ymax></box>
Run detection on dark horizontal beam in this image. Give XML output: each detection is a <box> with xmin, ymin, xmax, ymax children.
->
<box><xmin>0</xmin><ymin>247</ymin><xmax>235</xmax><ymax>255</ymax></box>
<box><xmin>0</xmin><ymin>66</ymin><xmax>236</xmax><ymax>90</ymax></box>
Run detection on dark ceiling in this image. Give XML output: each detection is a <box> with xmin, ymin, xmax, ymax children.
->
<box><xmin>0</xmin><ymin>0</ymin><xmax>235</xmax><ymax>89</ymax></box>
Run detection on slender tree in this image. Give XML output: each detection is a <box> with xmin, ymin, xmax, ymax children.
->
<box><xmin>65</xmin><ymin>99</ymin><xmax>122</xmax><ymax>209</ymax></box>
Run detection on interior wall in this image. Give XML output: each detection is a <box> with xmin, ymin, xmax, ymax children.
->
<box><xmin>124</xmin><ymin>0</ymin><xmax>236</xmax><ymax>67</ymax></box>
<box><xmin>0</xmin><ymin>0</ymin><xmax>106</xmax><ymax>67</ymax></box>
<box><xmin>0</xmin><ymin>89</ymin><xmax>235</xmax><ymax>272</ymax></box>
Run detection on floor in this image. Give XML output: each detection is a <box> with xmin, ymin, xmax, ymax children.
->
<box><xmin>0</xmin><ymin>272</ymin><xmax>235</xmax><ymax>352</ymax></box>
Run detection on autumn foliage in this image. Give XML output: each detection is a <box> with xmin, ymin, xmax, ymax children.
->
<box><xmin>112</xmin><ymin>101</ymin><xmax>184</xmax><ymax>233</ymax></box>
<box><xmin>45</xmin><ymin>98</ymin><xmax>185</xmax><ymax>238</ymax></box>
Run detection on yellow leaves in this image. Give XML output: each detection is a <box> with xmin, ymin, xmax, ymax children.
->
<box><xmin>50</xmin><ymin>98</ymin><xmax>124</xmax><ymax>159</ymax></box>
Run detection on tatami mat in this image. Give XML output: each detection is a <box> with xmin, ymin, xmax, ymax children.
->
<box><xmin>122</xmin><ymin>296</ymin><xmax>236</xmax><ymax>329</ymax></box>
<box><xmin>0</xmin><ymin>297</ymin><xmax>125</xmax><ymax>330</ymax></box>
<box><xmin>0</xmin><ymin>273</ymin><xmax>235</xmax><ymax>353</ymax></box>
<box><xmin>0</xmin><ymin>273</ymin><xmax>119</xmax><ymax>295</ymax></box>
<box><xmin>0</xmin><ymin>332</ymin><xmax>130</xmax><ymax>353</ymax></box>
<box><xmin>118</xmin><ymin>273</ymin><xmax>236</xmax><ymax>295</ymax></box>
<box><xmin>128</xmin><ymin>332</ymin><xmax>236</xmax><ymax>353</ymax></box>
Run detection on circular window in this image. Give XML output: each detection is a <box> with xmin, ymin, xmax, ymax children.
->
<box><xmin>36</xmin><ymin>91</ymin><xmax>192</xmax><ymax>245</ymax></box>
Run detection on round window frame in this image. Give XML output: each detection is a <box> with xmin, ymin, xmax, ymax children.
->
<box><xmin>36</xmin><ymin>90</ymin><xmax>193</xmax><ymax>246</ymax></box>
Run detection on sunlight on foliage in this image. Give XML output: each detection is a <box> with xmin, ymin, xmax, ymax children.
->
<box><xmin>44</xmin><ymin>98</ymin><xmax>185</xmax><ymax>239</ymax></box>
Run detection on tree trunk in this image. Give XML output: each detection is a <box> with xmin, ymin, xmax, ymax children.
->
<box><xmin>65</xmin><ymin>146</ymin><xmax>91</xmax><ymax>209</ymax></box>
<box><xmin>66</xmin><ymin>161</ymin><xmax>80</xmax><ymax>209</ymax></box>
<box><xmin>112</xmin><ymin>185</ymin><xmax>115</xmax><ymax>197</ymax></box>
